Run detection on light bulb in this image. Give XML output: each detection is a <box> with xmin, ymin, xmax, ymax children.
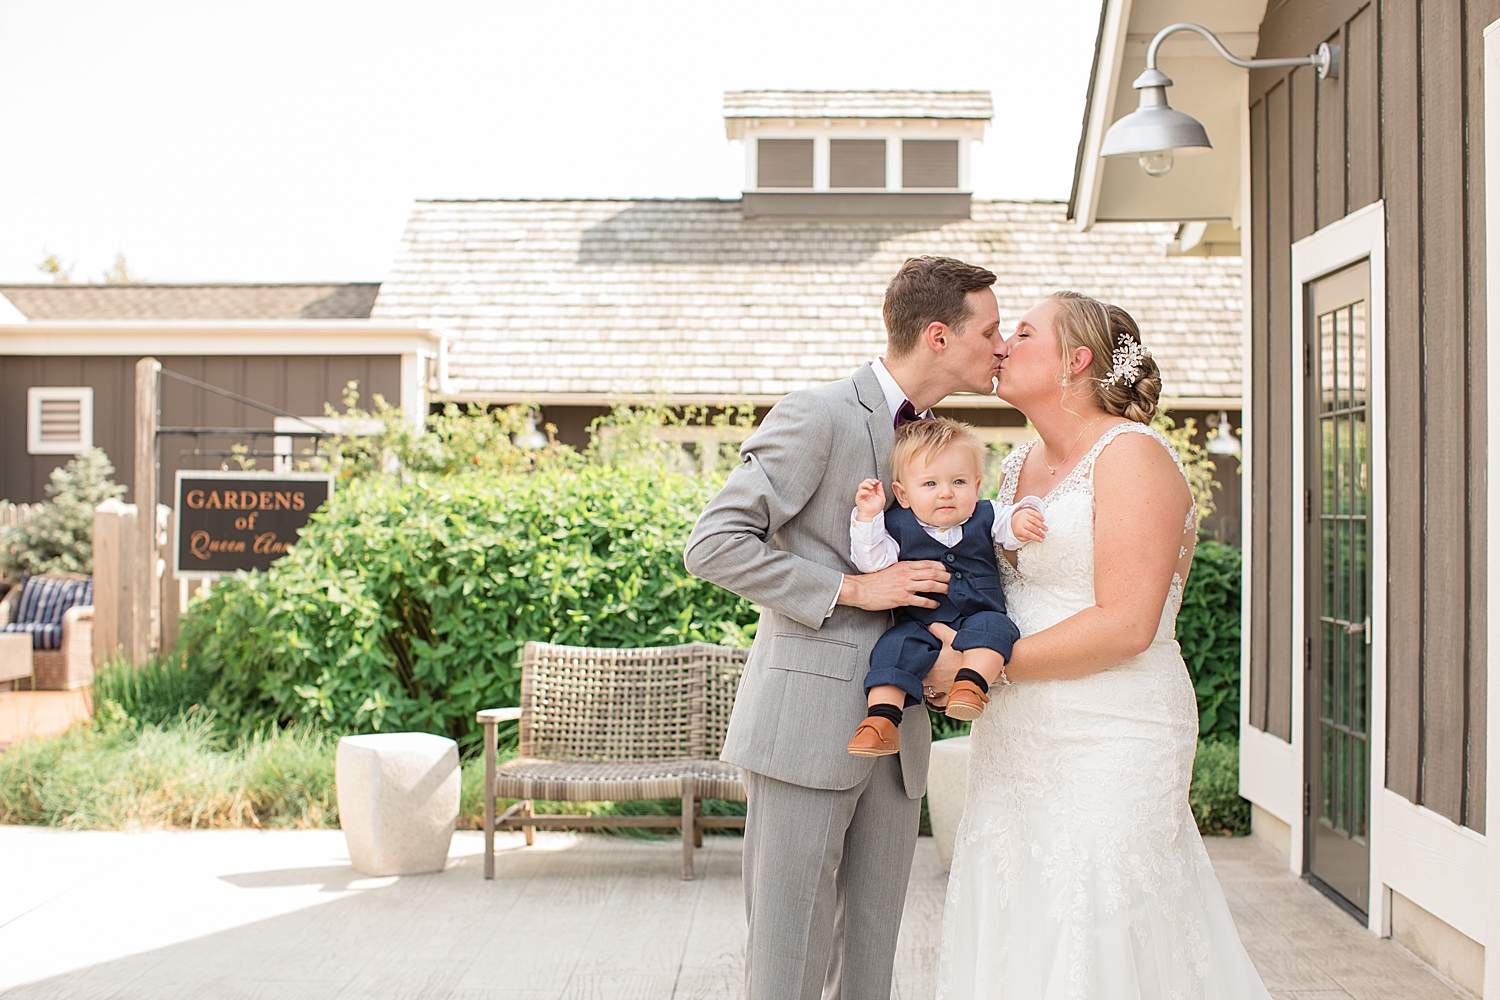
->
<box><xmin>1139</xmin><ymin>151</ymin><xmax>1175</xmax><ymax>177</ymax></box>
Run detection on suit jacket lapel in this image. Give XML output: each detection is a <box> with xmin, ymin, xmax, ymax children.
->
<box><xmin>853</xmin><ymin>363</ymin><xmax>895</xmax><ymax>486</ymax></box>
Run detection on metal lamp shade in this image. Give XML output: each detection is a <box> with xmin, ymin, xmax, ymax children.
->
<box><xmin>1100</xmin><ymin>69</ymin><xmax>1213</xmax><ymax>158</ymax></box>
<box><xmin>1100</xmin><ymin>104</ymin><xmax>1212</xmax><ymax>157</ymax></box>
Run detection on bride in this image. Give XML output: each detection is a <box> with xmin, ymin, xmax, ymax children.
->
<box><xmin>929</xmin><ymin>291</ymin><xmax>1272</xmax><ymax>999</ymax></box>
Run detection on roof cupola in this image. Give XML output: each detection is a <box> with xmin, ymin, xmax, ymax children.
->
<box><xmin>724</xmin><ymin>90</ymin><xmax>992</xmax><ymax>222</ymax></box>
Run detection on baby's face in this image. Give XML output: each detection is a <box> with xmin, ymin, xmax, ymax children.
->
<box><xmin>892</xmin><ymin>446</ymin><xmax>982</xmax><ymax>529</ymax></box>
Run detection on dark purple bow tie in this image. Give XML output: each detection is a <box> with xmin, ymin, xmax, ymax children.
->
<box><xmin>894</xmin><ymin>400</ymin><xmax>930</xmax><ymax>428</ymax></box>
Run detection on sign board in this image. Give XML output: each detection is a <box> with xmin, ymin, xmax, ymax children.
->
<box><xmin>173</xmin><ymin>470</ymin><xmax>334</xmax><ymax>578</ymax></box>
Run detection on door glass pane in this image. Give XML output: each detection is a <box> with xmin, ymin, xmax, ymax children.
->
<box><xmin>1350</xmin><ymin>301</ymin><xmax>1368</xmax><ymax>407</ymax></box>
<box><xmin>1321</xmin><ymin>312</ymin><xmax>1337</xmax><ymax>412</ymax></box>
<box><xmin>1352</xmin><ymin>413</ymin><xmax>1369</xmax><ymax>516</ymax></box>
<box><xmin>1322</xmin><ymin>624</ymin><xmax>1337</xmax><ymax>719</ymax></box>
<box><xmin>1335</xmin><ymin>626</ymin><xmax>1349</xmax><ymax>727</ymax></box>
<box><xmin>1352</xmin><ymin>635</ymin><xmax>1368</xmax><ymax>735</ymax></box>
<box><xmin>1322</xmin><ymin>521</ymin><xmax>1337</xmax><ymax>616</ymax></box>
<box><xmin>1336</xmin><ymin>520</ymin><xmax>1351</xmax><ymax>622</ymax></box>
<box><xmin>1322</xmin><ymin>420</ymin><xmax>1337</xmax><ymax>512</ymax></box>
<box><xmin>1336</xmin><ymin>732</ymin><xmax>1350</xmax><ymax>832</ymax></box>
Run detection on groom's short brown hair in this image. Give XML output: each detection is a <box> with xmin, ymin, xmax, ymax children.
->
<box><xmin>883</xmin><ymin>256</ymin><xmax>997</xmax><ymax>357</ymax></box>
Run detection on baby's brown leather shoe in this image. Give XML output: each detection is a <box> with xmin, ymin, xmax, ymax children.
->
<box><xmin>944</xmin><ymin>680</ymin><xmax>991</xmax><ymax>722</ymax></box>
<box><xmin>846</xmin><ymin>716</ymin><xmax>900</xmax><ymax>757</ymax></box>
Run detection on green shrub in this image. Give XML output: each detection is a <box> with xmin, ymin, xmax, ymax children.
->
<box><xmin>1191</xmin><ymin>737</ymin><xmax>1250</xmax><ymax>835</ymax></box>
<box><xmin>0</xmin><ymin>448</ymin><xmax>125</xmax><ymax>579</ymax></box>
<box><xmin>0</xmin><ymin>704</ymin><xmax>337</xmax><ymax>829</ymax></box>
<box><xmin>1178</xmin><ymin>539</ymin><xmax>1242</xmax><ymax>740</ymax></box>
<box><xmin>177</xmin><ymin>462</ymin><xmax>758</xmax><ymax>746</ymax></box>
<box><xmin>93</xmin><ymin>657</ymin><xmax>218</xmax><ymax>727</ymax></box>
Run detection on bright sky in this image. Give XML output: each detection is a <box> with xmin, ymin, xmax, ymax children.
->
<box><xmin>0</xmin><ymin>1</ymin><xmax>1102</xmax><ymax>285</ymax></box>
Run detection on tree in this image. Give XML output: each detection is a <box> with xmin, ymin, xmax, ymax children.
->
<box><xmin>36</xmin><ymin>251</ymin><xmax>74</xmax><ymax>284</ymax></box>
<box><xmin>102</xmin><ymin>251</ymin><xmax>138</xmax><ymax>284</ymax></box>
<box><xmin>0</xmin><ymin>449</ymin><xmax>126</xmax><ymax>578</ymax></box>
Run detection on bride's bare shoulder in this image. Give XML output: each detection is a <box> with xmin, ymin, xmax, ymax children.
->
<box><xmin>1091</xmin><ymin>426</ymin><xmax>1189</xmax><ymax>503</ymax></box>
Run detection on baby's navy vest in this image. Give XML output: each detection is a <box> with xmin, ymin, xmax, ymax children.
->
<box><xmin>884</xmin><ymin>502</ymin><xmax>1007</xmax><ymax>625</ymax></box>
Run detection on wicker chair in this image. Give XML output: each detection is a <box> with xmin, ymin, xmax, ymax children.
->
<box><xmin>0</xmin><ymin>575</ymin><xmax>94</xmax><ymax>690</ymax></box>
<box><xmin>478</xmin><ymin>641</ymin><xmax>748</xmax><ymax>880</ymax></box>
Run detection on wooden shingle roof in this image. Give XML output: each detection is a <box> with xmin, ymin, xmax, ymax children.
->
<box><xmin>723</xmin><ymin>91</ymin><xmax>994</xmax><ymax>120</ymax></box>
<box><xmin>0</xmin><ymin>283</ymin><xmax>380</xmax><ymax>321</ymax></box>
<box><xmin>372</xmin><ymin>199</ymin><xmax>1242</xmax><ymax>404</ymax></box>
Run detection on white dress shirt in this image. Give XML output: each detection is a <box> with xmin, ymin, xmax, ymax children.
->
<box><xmin>825</xmin><ymin>359</ymin><xmax>929</xmax><ymax>618</ymax></box>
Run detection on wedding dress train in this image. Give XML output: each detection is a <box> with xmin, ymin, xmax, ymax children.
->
<box><xmin>937</xmin><ymin>423</ymin><xmax>1271</xmax><ymax>1000</ymax></box>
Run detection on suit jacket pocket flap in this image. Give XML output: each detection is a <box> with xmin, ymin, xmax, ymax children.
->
<box><xmin>767</xmin><ymin>633</ymin><xmax>859</xmax><ymax>681</ymax></box>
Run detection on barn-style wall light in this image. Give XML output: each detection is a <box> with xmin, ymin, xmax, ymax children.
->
<box><xmin>1101</xmin><ymin>22</ymin><xmax>1339</xmax><ymax>177</ymax></box>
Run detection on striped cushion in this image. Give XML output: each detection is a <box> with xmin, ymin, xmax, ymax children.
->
<box><xmin>0</xmin><ymin>621</ymin><xmax>64</xmax><ymax>650</ymax></box>
<box><xmin>15</xmin><ymin>576</ymin><xmax>93</xmax><ymax>627</ymax></box>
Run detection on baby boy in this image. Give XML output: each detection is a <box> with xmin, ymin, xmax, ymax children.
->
<box><xmin>846</xmin><ymin>417</ymin><xmax>1046</xmax><ymax>757</ymax></box>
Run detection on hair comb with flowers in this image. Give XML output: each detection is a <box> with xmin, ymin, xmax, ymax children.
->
<box><xmin>1101</xmin><ymin>336</ymin><xmax>1150</xmax><ymax>388</ymax></box>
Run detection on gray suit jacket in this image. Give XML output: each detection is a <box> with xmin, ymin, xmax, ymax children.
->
<box><xmin>684</xmin><ymin>363</ymin><xmax>931</xmax><ymax>799</ymax></box>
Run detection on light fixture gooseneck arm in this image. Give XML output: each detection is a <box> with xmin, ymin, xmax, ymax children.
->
<box><xmin>1144</xmin><ymin>22</ymin><xmax>1339</xmax><ymax>80</ymax></box>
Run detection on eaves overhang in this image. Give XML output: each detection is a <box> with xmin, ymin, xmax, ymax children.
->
<box><xmin>1069</xmin><ymin>0</ymin><xmax>1269</xmax><ymax>232</ymax></box>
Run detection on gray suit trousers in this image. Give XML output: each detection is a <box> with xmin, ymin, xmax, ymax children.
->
<box><xmin>742</xmin><ymin>752</ymin><xmax>922</xmax><ymax>1000</ymax></box>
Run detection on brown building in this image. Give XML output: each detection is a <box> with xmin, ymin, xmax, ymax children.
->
<box><xmin>1076</xmin><ymin>1</ymin><xmax>1500</xmax><ymax>992</ymax></box>
<box><xmin>0</xmin><ymin>283</ymin><xmax>443</xmax><ymax>505</ymax></box>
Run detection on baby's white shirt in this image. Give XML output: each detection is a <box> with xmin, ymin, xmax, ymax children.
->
<box><xmin>848</xmin><ymin>496</ymin><xmax>1046</xmax><ymax>573</ymax></box>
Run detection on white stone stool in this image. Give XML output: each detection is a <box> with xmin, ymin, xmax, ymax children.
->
<box><xmin>336</xmin><ymin>733</ymin><xmax>460</xmax><ymax>876</ymax></box>
<box><xmin>926</xmin><ymin>735</ymin><xmax>970</xmax><ymax>872</ymax></box>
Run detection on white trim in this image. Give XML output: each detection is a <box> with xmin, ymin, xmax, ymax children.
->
<box><xmin>1074</xmin><ymin>0</ymin><xmax>1134</xmax><ymax>231</ymax></box>
<box><xmin>1288</xmin><ymin>200</ymin><xmax>1388</xmax><ymax>934</ymax></box>
<box><xmin>0</xmin><ymin>293</ymin><xmax>27</xmax><ymax>323</ymax></box>
<box><xmin>1239</xmin><ymin>723</ymin><xmax>1298</xmax><ymax>823</ymax></box>
<box><xmin>26</xmin><ymin>386</ymin><xmax>93</xmax><ymax>455</ymax></box>
<box><xmin>0</xmin><ymin>321</ymin><xmax>444</xmax><ymax>358</ymax></box>
<box><xmin>1380</xmin><ymin>789</ymin><xmax>1489</xmax><ymax>945</ymax></box>
<box><xmin>1484</xmin><ymin>17</ymin><xmax>1500</xmax><ymax>995</ymax></box>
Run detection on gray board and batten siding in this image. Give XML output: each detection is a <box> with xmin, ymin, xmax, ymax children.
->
<box><xmin>1248</xmin><ymin>0</ymin><xmax>1491</xmax><ymax>832</ymax></box>
<box><xmin>0</xmin><ymin>355</ymin><xmax>400</xmax><ymax>506</ymax></box>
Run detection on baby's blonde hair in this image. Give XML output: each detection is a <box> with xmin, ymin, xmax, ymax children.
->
<box><xmin>889</xmin><ymin>417</ymin><xmax>987</xmax><ymax>484</ymax></box>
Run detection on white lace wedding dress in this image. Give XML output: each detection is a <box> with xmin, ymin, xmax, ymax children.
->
<box><xmin>937</xmin><ymin>423</ymin><xmax>1271</xmax><ymax>1000</ymax></box>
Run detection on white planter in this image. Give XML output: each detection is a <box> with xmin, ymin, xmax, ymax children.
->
<box><xmin>927</xmin><ymin>735</ymin><xmax>970</xmax><ymax>872</ymax></box>
<box><xmin>336</xmin><ymin>733</ymin><xmax>460</xmax><ymax>876</ymax></box>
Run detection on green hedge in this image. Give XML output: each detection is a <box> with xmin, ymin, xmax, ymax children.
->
<box><xmin>178</xmin><ymin>464</ymin><xmax>758</xmax><ymax>746</ymax></box>
<box><xmin>1178</xmin><ymin>538</ymin><xmax>1241</xmax><ymax>741</ymax></box>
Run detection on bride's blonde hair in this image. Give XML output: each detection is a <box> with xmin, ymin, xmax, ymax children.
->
<box><xmin>1048</xmin><ymin>290</ymin><xmax>1161</xmax><ymax>424</ymax></box>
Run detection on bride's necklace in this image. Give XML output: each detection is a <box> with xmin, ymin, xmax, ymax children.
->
<box><xmin>1042</xmin><ymin>416</ymin><xmax>1105</xmax><ymax>476</ymax></box>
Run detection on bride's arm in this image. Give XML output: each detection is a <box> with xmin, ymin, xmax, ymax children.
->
<box><xmin>928</xmin><ymin>431</ymin><xmax>1192</xmax><ymax>693</ymax></box>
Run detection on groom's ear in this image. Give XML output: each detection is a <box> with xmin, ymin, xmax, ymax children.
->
<box><xmin>923</xmin><ymin>320</ymin><xmax>951</xmax><ymax>352</ymax></box>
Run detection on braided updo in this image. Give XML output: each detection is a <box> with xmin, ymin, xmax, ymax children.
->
<box><xmin>1048</xmin><ymin>290</ymin><xmax>1161</xmax><ymax>424</ymax></box>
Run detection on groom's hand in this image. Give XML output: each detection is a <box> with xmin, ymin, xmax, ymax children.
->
<box><xmin>836</xmin><ymin>560</ymin><xmax>949</xmax><ymax>611</ymax></box>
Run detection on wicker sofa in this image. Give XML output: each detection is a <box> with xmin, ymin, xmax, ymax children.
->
<box><xmin>478</xmin><ymin>641</ymin><xmax>748</xmax><ymax>880</ymax></box>
<box><xmin>0</xmin><ymin>575</ymin><xmax>94</xmax><ymax>690</ymax></box>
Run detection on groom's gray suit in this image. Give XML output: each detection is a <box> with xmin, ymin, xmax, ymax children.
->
<box><xmin>684</xmin><ymin>362</ymin><xmax>931</xmax><ymax>1000</ymax></box>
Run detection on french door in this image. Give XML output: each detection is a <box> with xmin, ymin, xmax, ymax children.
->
<box><xmin>1304</xmin><ymin>260</ymin><xmax>1372</xmax><ymax>915</ymax></box>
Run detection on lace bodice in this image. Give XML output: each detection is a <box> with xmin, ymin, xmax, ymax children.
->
<box><xmin>997</xmin><ymin>421</ymin><xmax>1196</xmax><ymax>647</ymax></box>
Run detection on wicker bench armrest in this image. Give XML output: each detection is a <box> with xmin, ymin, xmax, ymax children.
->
<box><xmin>477</xmin><ymin>706</ymin><xmax>522</xmax><ymax>724</ymax></box>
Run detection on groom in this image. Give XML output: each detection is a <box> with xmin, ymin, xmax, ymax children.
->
<box><xmin>684</xmin><ymin>256</ymin><xmax>1005</xmax><ymax>1000</ymax></box>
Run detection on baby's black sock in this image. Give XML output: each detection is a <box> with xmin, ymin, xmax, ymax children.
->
<box><xmin>866</xmin><ymin>703</ymin><xmax>905</xmax><ymax>726</ymax></box>
<box><xmin>954</xmin><ymin>668</ymin><xmax>990</xmax><ymax>694</ymax></box>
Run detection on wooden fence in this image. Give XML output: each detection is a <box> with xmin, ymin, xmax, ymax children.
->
<box><xmin>0</xmin><ymin>502</ymin><xmax>41</xmax><ymax>530</ymax></box>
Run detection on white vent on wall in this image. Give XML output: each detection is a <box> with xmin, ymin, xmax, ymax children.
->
<box><xmin>27</xmin><ymin>387</ymin><xmax>94</xmax><ymax>455</ymax></box>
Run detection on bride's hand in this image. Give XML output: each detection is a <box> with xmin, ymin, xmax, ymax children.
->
<box><xmin>923</xmin><ymin>622</ymin><xmax>962</xmax><ymax>707</ymax></box>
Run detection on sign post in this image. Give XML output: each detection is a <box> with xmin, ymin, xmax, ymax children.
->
<box><xmin>173</xmin><ymin>471</ymin><xmax>335</xmax><ymax>578</ymax></box>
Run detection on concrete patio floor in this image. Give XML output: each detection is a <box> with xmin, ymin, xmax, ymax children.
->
<box><xmin>0</xmin><ymin>827</ymin><xmax>1468</xmax><ymax>999</ymax></box>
